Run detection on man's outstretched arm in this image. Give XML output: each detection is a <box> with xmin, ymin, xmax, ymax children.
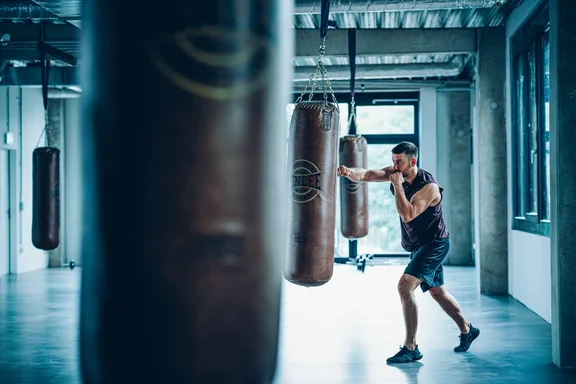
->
<box><xmin>337</xmin><ymin>165</ymin><xmax>394</xmax><ymax>182</ymax></box>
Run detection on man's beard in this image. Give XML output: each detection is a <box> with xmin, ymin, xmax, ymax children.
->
<box><xmin>402</xmin><ymin>166</ymin><xmax>413</xmax><ymax>178</ymax></box>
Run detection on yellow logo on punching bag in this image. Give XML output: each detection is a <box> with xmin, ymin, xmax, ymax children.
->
<box><xmin>292</xmin><ymin>160</ymin><xmax>322</xmax><ymax>203</ymax></box>
<box><xmin>147</xmin><ymin>25</ymin><xmax>271</xmax><ymax>100</ymax></box>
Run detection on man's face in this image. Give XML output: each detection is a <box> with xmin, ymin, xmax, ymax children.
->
<box><xmin>392</xmin><ymin>153</ymin><xmax>415</xmax><ymax>178</ymax></box>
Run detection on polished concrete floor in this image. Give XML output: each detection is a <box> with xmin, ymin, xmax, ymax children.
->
<box><xmin>1</xmin><ymin>259</ymin><xmax>575</xmax><ymax>384</ymax></box>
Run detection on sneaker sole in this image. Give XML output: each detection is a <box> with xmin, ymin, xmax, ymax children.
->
<box><xmin>454</xmin><ymin>328</ymin><xmax>480</xmax><ymax>353</ymax></box>
<box><xmin>386</xmin><ymin>354</ymin><xmax>423</xmax><ymax>364</ymax></box>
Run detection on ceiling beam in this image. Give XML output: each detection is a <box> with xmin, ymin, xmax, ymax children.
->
<box><xmin>0</xmin><ymin>22</ymin><xmax>80</xmax><ymax>42</ymax></box>
<box><xmin>295</xmin><ymin>28</ymin><xmax>477</xmax><ymax>57</ymax></box>
<box><xmin>0</xmin><ymin>22</ymin><xmax>80</xmax><ymax>62</ymax></box>
<box><xmin>0</xmin><ymin>47</ymin><xmax>80</xmax><ymax>62</ymax></box>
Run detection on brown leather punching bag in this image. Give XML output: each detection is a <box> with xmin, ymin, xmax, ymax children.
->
<box><xmin>285</xmin><ymin>102</ymin><xmax>340</xmax><ymax>287</ymax></box>
<box><xmin>80</xmin><ymin>0</ymin><xmax>291</xmax><ymax>383</ymax></box>
<box><xmin>339</xmin><ymin>135</ymin><xmax>368</xmax><ymax>238</ymax></box>
<box><xmin>32</xmin><ymin>147</ymin><xmax>60</xmax><ymax>250</ymax></box>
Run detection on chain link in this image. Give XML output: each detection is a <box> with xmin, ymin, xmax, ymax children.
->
<box><xmin>35</xmin><ymin>110</ymin><xmax>58</xmax><ymax>149</ymax></box>
<box><xmin>295</xmin><ymin>37</ymin><xmax>338</xmax><ymax>107</ymax></box>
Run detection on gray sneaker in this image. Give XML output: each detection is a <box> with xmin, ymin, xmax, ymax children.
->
<box><xmin>454</xmin><ymin>324</ymin><xmax>480</xmax><ymax>352</ymax></box>
<box><xmin>386</xmin><ymin>345</ymin><xmax>423</xmax><ymax>364</ymax></box>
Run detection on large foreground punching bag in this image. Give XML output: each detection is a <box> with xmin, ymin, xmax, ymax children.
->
<box><xmin>285</xmin><ymin>102</ymin><xmax>340</xmax><ymax>287</ymax></box>
<box><xmin>32</xmin><ymin>147</ymin><xmax>60</xmax><ymax>250</ymax></box>
<box><xmin>80</xmin><ymin>0</ymin><xmax>291</xmax><ymax>383</ymax></box>
<box><xmin>339</xmin><ymin>135</ymin><xmax>368</xmax><ymax>238</ymax></box>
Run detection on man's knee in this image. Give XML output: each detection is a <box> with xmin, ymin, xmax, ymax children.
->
<box><xmin>428</xmin><ymin>285</ymin><xmax>446</xmax><ymax>300</ymax></box>
<box><xmin>397</xmin><ymin>274</ymin><xmax>421</xmax><ymax>297</ymax></box>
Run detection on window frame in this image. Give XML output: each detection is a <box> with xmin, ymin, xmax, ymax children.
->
<box><xmin>510</xmin><ymin>5</ymin><xmax>550</xmax><ymax>237</ymax></box>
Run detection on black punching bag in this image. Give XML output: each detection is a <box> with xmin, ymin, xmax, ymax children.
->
<box><xmin>32</xmin><ymin>147</ymin><xmax>60</xmax><ymax>250</ymax></box>
<box><xmin>285</xmin><ymin>102</ymin><xmax>340</xmax><ymax>287</ymax></box>
<box><xmin>80</xmin><ymin>0</ymin><xmax>291</xmax><ymax>383</ymax></box>
<box><xmin>339</xmin><ymin>135</ymin><xmax>368</xmax><ymax>238</ymax></box>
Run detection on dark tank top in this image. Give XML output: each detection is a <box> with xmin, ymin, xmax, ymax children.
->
<box><xmin>390</xmin><ymin>168</ymin><xmax>449</xmax><ymax>252</ymax></box>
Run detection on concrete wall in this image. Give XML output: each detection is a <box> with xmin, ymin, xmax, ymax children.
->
<box><xmin>419</xmin><ymin>88</ymin><xmax>437</xmax><ymax>177</ymax></box>
<box><xmin>47</xmin><ymin>99</ymin><xmax>64</xmax><ymax>268</ymax></box>
<box><xmin>506</xmin><ymin>0</ymin><xmax>551</xmax><ymax>322</ymax></box>
<box><xmin>63</xmin><ymin>98</ymin><xmax>83</xmax><ymax>266</ymax></box>
<box><xmin>0</xmin><ymin>87</ymin><xmax>51</xmax><ymax>274</ymax></box>
<box><xmin>423</xmin><ymin>88</ymin><xmax>473</xmax><ymax>266</ymax></box>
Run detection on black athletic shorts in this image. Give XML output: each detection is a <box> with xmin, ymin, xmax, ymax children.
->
<box><xmin>404</xmin><ymin>236</ymin><xmax>450</xmax><ymax>293</ymax></box>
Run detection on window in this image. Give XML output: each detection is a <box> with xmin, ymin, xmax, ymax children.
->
<box><xmin>355</xmin><ymin>105</ymin><xmax>415</xmax><ymax>134</ymax></box>
<box><xmin>511</xmin><ymin>6</ymin><xmax>550</xmax><ymax>236</ymax></box>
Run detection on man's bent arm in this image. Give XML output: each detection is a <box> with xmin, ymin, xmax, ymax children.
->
<box><xmin>393</xmin><ymin>183</ymin><xmax>440</xmax><ymax>222</ymax></box>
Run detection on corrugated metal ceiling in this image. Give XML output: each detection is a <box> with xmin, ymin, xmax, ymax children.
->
<box><xmin>294</xmin><ymin>6</ymin><xmax>509</xmax><ymax>29</ymax></box>
<box><xmin>21</xmin><ymin>0</ymin><xmax>517</xmax><ymax>30</ymax></box>
<box><xmin>0</xmin><ymin>0</ymin><xmax>519</xmax><ymax>82</ymax></box>
<box><xmin>30</xmin><ymin>0</ymin><xmax>81</xmax><ymax>27</ymax></box>
<box><xmin>31</xmin><ymin>0</ymin><xmax>80</xmax><ymax>19</ymax></box>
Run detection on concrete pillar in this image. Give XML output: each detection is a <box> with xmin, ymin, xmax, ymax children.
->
<box><xmin>550</xmin><ymin>0</ymin><xmax>576</xmax><ymax>368</ymax></box>
<box><xmin>474</xmin><ymin>27</ymin><xmax>508</xmax><ymax>294</ymax></box>
<box><xmin>448</xmin><ymin>91</ymin><xmax>473</xmax><ymax>265</ymax></box>
<box><xmin>46</xmin><ymin>98</ymin><xmax>63</xmax><ymax>268</ymax></box>
<box><xmin>437</xmin><ymin>90</ymin><xmax>473</xmax><ymax>266</ymax></box>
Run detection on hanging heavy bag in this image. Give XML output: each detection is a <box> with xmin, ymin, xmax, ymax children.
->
<box><xmin>339</xmin><ymin>134</ymin><xmax>368</xmax><ymax>239</ymax></box>
<box><xmin>80</xmin><ymin>0</ymin><xmax>291</xmax><ymax>382</ymax></box>
<box><xmin>32</xmin><ymin>147</ymin><xmax>60</xmax><ymax>250</ymax></box>
<box><xmin>284</xmin><ymin>14</ymin><xmax>340</xmax><ymax>287</ymax></box>
<box><xmin>285</xmin><ymin>101</ymin><xmax>340</xmax><ymax>287</ymax></box>
<box><xmin>338</xmin><ymin>28</ymin><xmax>368</xmax><ymax>240</ymax></box>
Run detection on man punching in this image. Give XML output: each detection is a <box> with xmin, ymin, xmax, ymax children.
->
<box><xmin>337</xmin><ymin>141</ymin><xmax>480</xmax><ymax>363</ymax></box>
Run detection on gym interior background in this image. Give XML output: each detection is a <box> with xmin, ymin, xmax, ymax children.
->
<box><xmin>0</xmin><ymin>0</ymin><xmax>576</xmax><ymax>383</ymax></box>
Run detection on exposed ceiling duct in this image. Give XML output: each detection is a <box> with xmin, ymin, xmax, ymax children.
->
<box><xmin>293</xmin><ymin>0</ymin><xmax>506</xmax><ymax>14</ymax></box>
<box><xmin>293</xmin><ymin>56</ymin><xmax>465</xmax><ymax>81</ymax></box>
<box><xmin>293</xmin><ymin>78</ymin><xmax>472</xmax><ymax>92</ymax></box>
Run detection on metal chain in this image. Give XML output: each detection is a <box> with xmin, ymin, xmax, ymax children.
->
<box><xmin>295</xmin><ymin>65</ymin><xmax>320</xmax><ymax>104</ymax></box>
<box><xmin>295</xmin><ymin>36</ymin><xmax>338</xmax><ymax>107</ymax></box>
<box><xmin>308</xmin><ymin>65</ymin><xmax>321</xmax><ymax>102</ymax></box>
<box><xmin>35</xmin><ymin>110</ymin><xmax>57</xmax><ymax>148</ymax></box>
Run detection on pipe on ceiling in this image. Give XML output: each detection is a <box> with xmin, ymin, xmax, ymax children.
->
<box><xmin>293</xmin><ymin>56</ymin><xmax>465</xmax><ymax>81</ymax></box>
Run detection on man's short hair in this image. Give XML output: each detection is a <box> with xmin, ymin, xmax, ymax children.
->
<box><xmin>391</xmin><ymin>141</ymin><xmax>418</xmax><ymax>160</ymax></box>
